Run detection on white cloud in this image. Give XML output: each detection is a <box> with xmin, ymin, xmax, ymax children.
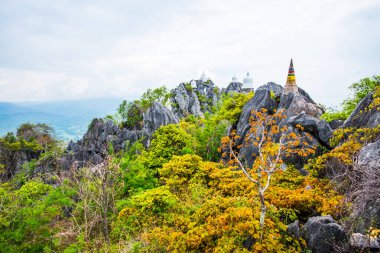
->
<box><xmin>0</xmin><ymin>0</ymin><xmax>379</xmax><ymax>106</ymax></box>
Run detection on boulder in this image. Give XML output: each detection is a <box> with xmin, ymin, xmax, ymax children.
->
<box><xmin>343</xmin><ymin>92</ymin><xmax>380</xmax><ymax>128</ymax></box>
<box><xmin>287</xmin><ymin>220</ymin><xmax>300</xmax><ymax>238</ymax></box>
<box><xmin>287</xmin><ymin>111</ymin><xmax>333</xmax><ymax>147</ymax></box>
<box><xmin>349</xmin><ymin>233</ymin><xmax>380</xmax><ymax>251</ymax></box>
<box><xmin>301</xmin><ymin>215</ymin><xmax>348</xmax><ymax>253</ymax></box>
<box><xmin>143</xmin><ymin>102</ymin><xmax>179</xmax><ymax>146</ymax></box>
<box><xmin>329</xmin><ymin>119</ymin><xmax>343</xmax><ymax>130</ymax></box>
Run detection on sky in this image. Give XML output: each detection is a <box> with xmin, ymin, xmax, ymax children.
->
<box><xmin>0</xmin><ymin>0</ymin><xmax>379</xmax><ymax>107</ymax></box>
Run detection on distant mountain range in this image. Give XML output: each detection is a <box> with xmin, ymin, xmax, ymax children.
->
<box><xmin>0</xmin><ymin>98</ymin><xmax>123</xmax><ymax>141</ymax></box>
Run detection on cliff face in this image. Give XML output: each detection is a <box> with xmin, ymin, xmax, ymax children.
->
<box><xmin>234</xmin><ymin>82</ymin><xmax>331</xmax><ymax>170</ymax></box>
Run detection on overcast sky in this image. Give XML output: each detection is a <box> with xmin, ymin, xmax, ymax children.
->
<box><xmin>0</xmin><ymin>0</ymin><xmax>379</xmax><ymax>107</ymax></box>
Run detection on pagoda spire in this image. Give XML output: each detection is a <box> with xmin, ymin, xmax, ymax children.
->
<box><xmin>285</xmin><ymin>58</ymin><xmax>298</xmax><ymax>93</ymax></box>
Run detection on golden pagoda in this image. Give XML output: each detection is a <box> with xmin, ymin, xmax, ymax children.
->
<box><xmin>284</xmin><ymin>58</ymin><xmax>298</xmax><ymax>93</ymax></box>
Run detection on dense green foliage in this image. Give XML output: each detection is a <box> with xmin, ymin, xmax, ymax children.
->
<box><xmin>107</xmin><ymin>85</ymin><xmax>169</xmax><ymax>127</ymax></box>
<box><xmin>0</xmin><ymin>123</ymin><xmax>61</xmax><ymax>180</ymax></box>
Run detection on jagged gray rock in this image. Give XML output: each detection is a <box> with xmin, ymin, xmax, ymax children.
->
<box><xmin>349</xmin><ymin>233</ymin><xmax>380</xmax><ymax>251</ymax></box>
<box><xmin>349</xmin><ymin>139</ymin><xmax>380</xmax><ymax>233</ymax></box>
<box><xmin>170</xmin><ymin>83</ymin><xmax>203</xmax><ymax>119</ymax></box>
<box><xmin>234</xmin><ymin>83</ymin><xmax>327</xmax><ymax>169</ymax></box>
<box><xmin>287</xmin><ymin>111</ymin><xmax>333</xmax><ymax>147</ymax></box>
<box><xmin>143</xmin><ymin>102</ymin><xmax>179</xmax><ymax>146</ymax></box>
<box><xmin>235</xmin><ymin>88</ymin><xmax>278</xmax><ymax>165</ymax></box>
<box><xmin>287</xmin><ymin>220</ymin><xmax>300</xmax><ymax>238</ymax></box>
<box><xmin>301</xmin><ymin>215</ymin><xmax>348</xmax><ymax>253</ymax></box>
<box><xmin>343</xmin><ymin>92</ymin><xmax>380</xmax><ymax>128</ymax></box>
<box><xmin>256</xmin><ymin>82</ymin><xmax>284</xmax><ymax>97</ymax></box>
<box><xmin>279</xmin><ymin>90</ymin><xmax>323</xmax><ymax>118</ymax></box>
<box><xmin>329</xmin><ymin>119</ymin><xmax>343</xmax><ymax>130</ymax></box>
<box><xmin>194</xmin><ymin>80</ymin><xmax>220</xmax><ymax>114</ymax></box>
<box><xmin>225</xmin><ymin>82</ymin><xmax>243</xmax><ymax>94</ymax></box>
<box><xmin>170</xmin><ymin>80</ymin><xmax>221</xmax><ymax>118</ymax></box>
<box><xmin>61</xmin><ymin>118</ymin><xmax>143</xmax><ymax>169</ymax></box>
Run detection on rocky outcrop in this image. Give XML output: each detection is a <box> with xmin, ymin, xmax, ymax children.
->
<box><xmin>287</xmin><ymin>220</ymin><xmax>300</xmax><ymax>238</ymax></box>
<box><xmin>170</xmin><ymin>80</ymin><xmax>221</xmax><ymax>119</ymax></box>
<box><xmin>329</xmin><ymin>119</ymin><xmax>344</xmax><ymax>130</ymax></box>
<box><xmin>234</xmin><ymin>83</ymin><xmax>328</xmax><ymax>169</ymax></box>
<box><xmin>194</xmin><ymin>80</ymin><xmax>220</xmax><ymax>114</ymax></box>
<box><xmin>236</xmin><ymin>88</ymin><xmax>278</xmax><ymax>141</ymax></box>
<box><xmin>349</xmin><ymin>139</ymin><xmax>380</xmax><ymax>233</ymax></box>
<box><xmin>170</xmin><ymin>83</ymin><xmax>203</xmax><ymax>118</ymax></box>
<box><xmin>343</xmin><ymin>92</ymin><xmax>380</xmax><ymax>128</ymax></box>
<box><xmin>225</xmin><ymin>82</ymin><xmax>243</xmax><ymax>94</ymax></box>
<box><xmin>256</xmin><ymin>82</ymin><xmax>283</xmax><ymax>97</ymax></box>
<box><xmin>60</xmin><ymin>102</ymin><xmax>178</xmax><ymax>169</ymax></box>
<box><xmin>287</xmin><ymin>112</ymin><xmax>333</xmax><ymax>147</ymax></box>
<box><xmin>60</xmin><ymin>118</ymin><xmax>143</xmax><ymax>169</ymax></box>
<box><xmin>349</xmin><ymin>233</ymin><xmax>380</xmax><ymax>251</ymax></box>
<box><xmin>279</xmin><ymin>90</ymin><xmax>323</xmax><ymax>118</ymax></box>
<box><xmin>143</xmin><ymin>102</ymin><xmax>179</xmax><ymax>146</ymax></box>
<box><xmin>235</xmin><ymin>88</ymin><xmax>278</xmax><ymax>165</ymax></box>
<box><xmin>301</xmin><ymin>215</ymin><xmax>348</xmax><ymax>253</ymax></box>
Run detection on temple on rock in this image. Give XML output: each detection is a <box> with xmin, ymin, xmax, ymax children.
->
<box><xmin>284</xmin><ymin>58</ymin><xmax>298</xmax><ymax>93</ymax></box>
<box><xmin>199</xmin><ymin>69</ymin><xmax>209</xmax><ymax>82</ymax></box>
<box><xmin>243</xmin><ymin>72</ymin><xmax>253</xmax><ymax>86</ymax></box>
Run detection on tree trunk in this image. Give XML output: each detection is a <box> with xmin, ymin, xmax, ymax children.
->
<box><xmin>259</xmin><ymin>191</ymin><xmax>266</xmax><ymax>242</ymax></box>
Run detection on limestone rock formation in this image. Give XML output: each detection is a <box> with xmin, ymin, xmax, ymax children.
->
<box><xmin>256</xmin><ymin>82</ymin><xmax>284</xmax><ymax>97</ymax></box>
<box><xmin>287</xmin><ymin>220</ymin><xmax>300</xmax><ymax>238</ymax></box>
<box><xmin>349</xmin><ymin>233</ymin><xmax>380</xmax><ymax>251</ymax></box>
<box><xmin>170</xmin><ymin>83</ymin><xmax>203</xmax><ymax>118</ymax></box>
<box><xmin>60</xmin><ymin>118</ymin><xmax>143</xmax><ymax>169</ymax></box>
<box><xmin>225</xmin><ymin>81</ymin><xmax>243</xmax><ymax>94</ymax></box>
<box><xmin>234</xmin><ymin>82</ymin><xmax>328</xmax><ymax>169</ymax></box>
<box><xmin>343</xmin><ymin>92</ymin><xmax>380</xmax><ymax>128</ymax></box>
<box><xmin>279</xmin><ymin>91</ymin><xmax>323</xmax><ymax>118</ymax></box>
<box><xmin>350</xmin><ymin>139</ymin><xmax>380</xmax><ymax>233</ymax></box>
<box><xmin>143</xmin><ymin>102</ymin><xmax>179</xmax><ymax>146</ymax></box>
<box><xmin>194</xmin><ymin>79</ymin><xmax>220</xmax><ymax>114</ymax></box>
<box><xmin>301</xmin><ymin>215</ymin><xmax>348</xmax><ymax>253</ymax></box>
<box><xmin>60</xmin><ymin>102</ymin><xmax>178</xmax><ymax>169</ymax></box>
<box><xmin>170</xmin><ymin>80</ymin><xmax>221</xmax><ymax>119</ymax></box>
<box><xmin>287</xmin><ymin>111</ymin><xmax>333</xmax><ymax>147</ymax></box>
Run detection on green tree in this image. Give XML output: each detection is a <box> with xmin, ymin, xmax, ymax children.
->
<box><xmin>138</xmin><ymin>85</ymin><xmax>170</xmax><ymax>110</ymax></box>
<box><xmin>0</xmin><ymin>180</ymin><xmax>73</xmax><ymax>252</ymax></box>
<box><xmin>342</xmin><ymin>75</ymin><xmax>380</xmax><ymax>115</ymax></box>
<box><xmin>141</xmin><ymin>124</ymin><xmax>194</xmax><ymax>172</ymax></box>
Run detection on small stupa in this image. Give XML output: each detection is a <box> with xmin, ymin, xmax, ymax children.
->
<box><xmin>243</xmin><ymin>72</ymin><xmax>253</xmax><ymax>86</ymax></box>
<box><xmin>199</xmin><ymin>69</ymin><xmax>209</xmax><ymax>82</ymax></box>
<box><xmin>232</xmin><ymin>73</ymin><xmax>238</xmax><ymax>82</ymax></box>
<box><xmin>284</xmin><ymin>58</ymin><xmax>298</xmax><ymax>93</ymax></box>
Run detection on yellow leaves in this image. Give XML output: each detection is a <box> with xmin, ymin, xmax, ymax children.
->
<box><xmin>254</xmin><ymin>243</ymin><xmax>262</xmax><ymax>250</ymax></box>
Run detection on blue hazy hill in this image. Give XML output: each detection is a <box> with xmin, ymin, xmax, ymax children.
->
<box><xmin>0</xmin><ymin>98</ymin><xmax>123</xmax><ymax>141</ymax></box>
